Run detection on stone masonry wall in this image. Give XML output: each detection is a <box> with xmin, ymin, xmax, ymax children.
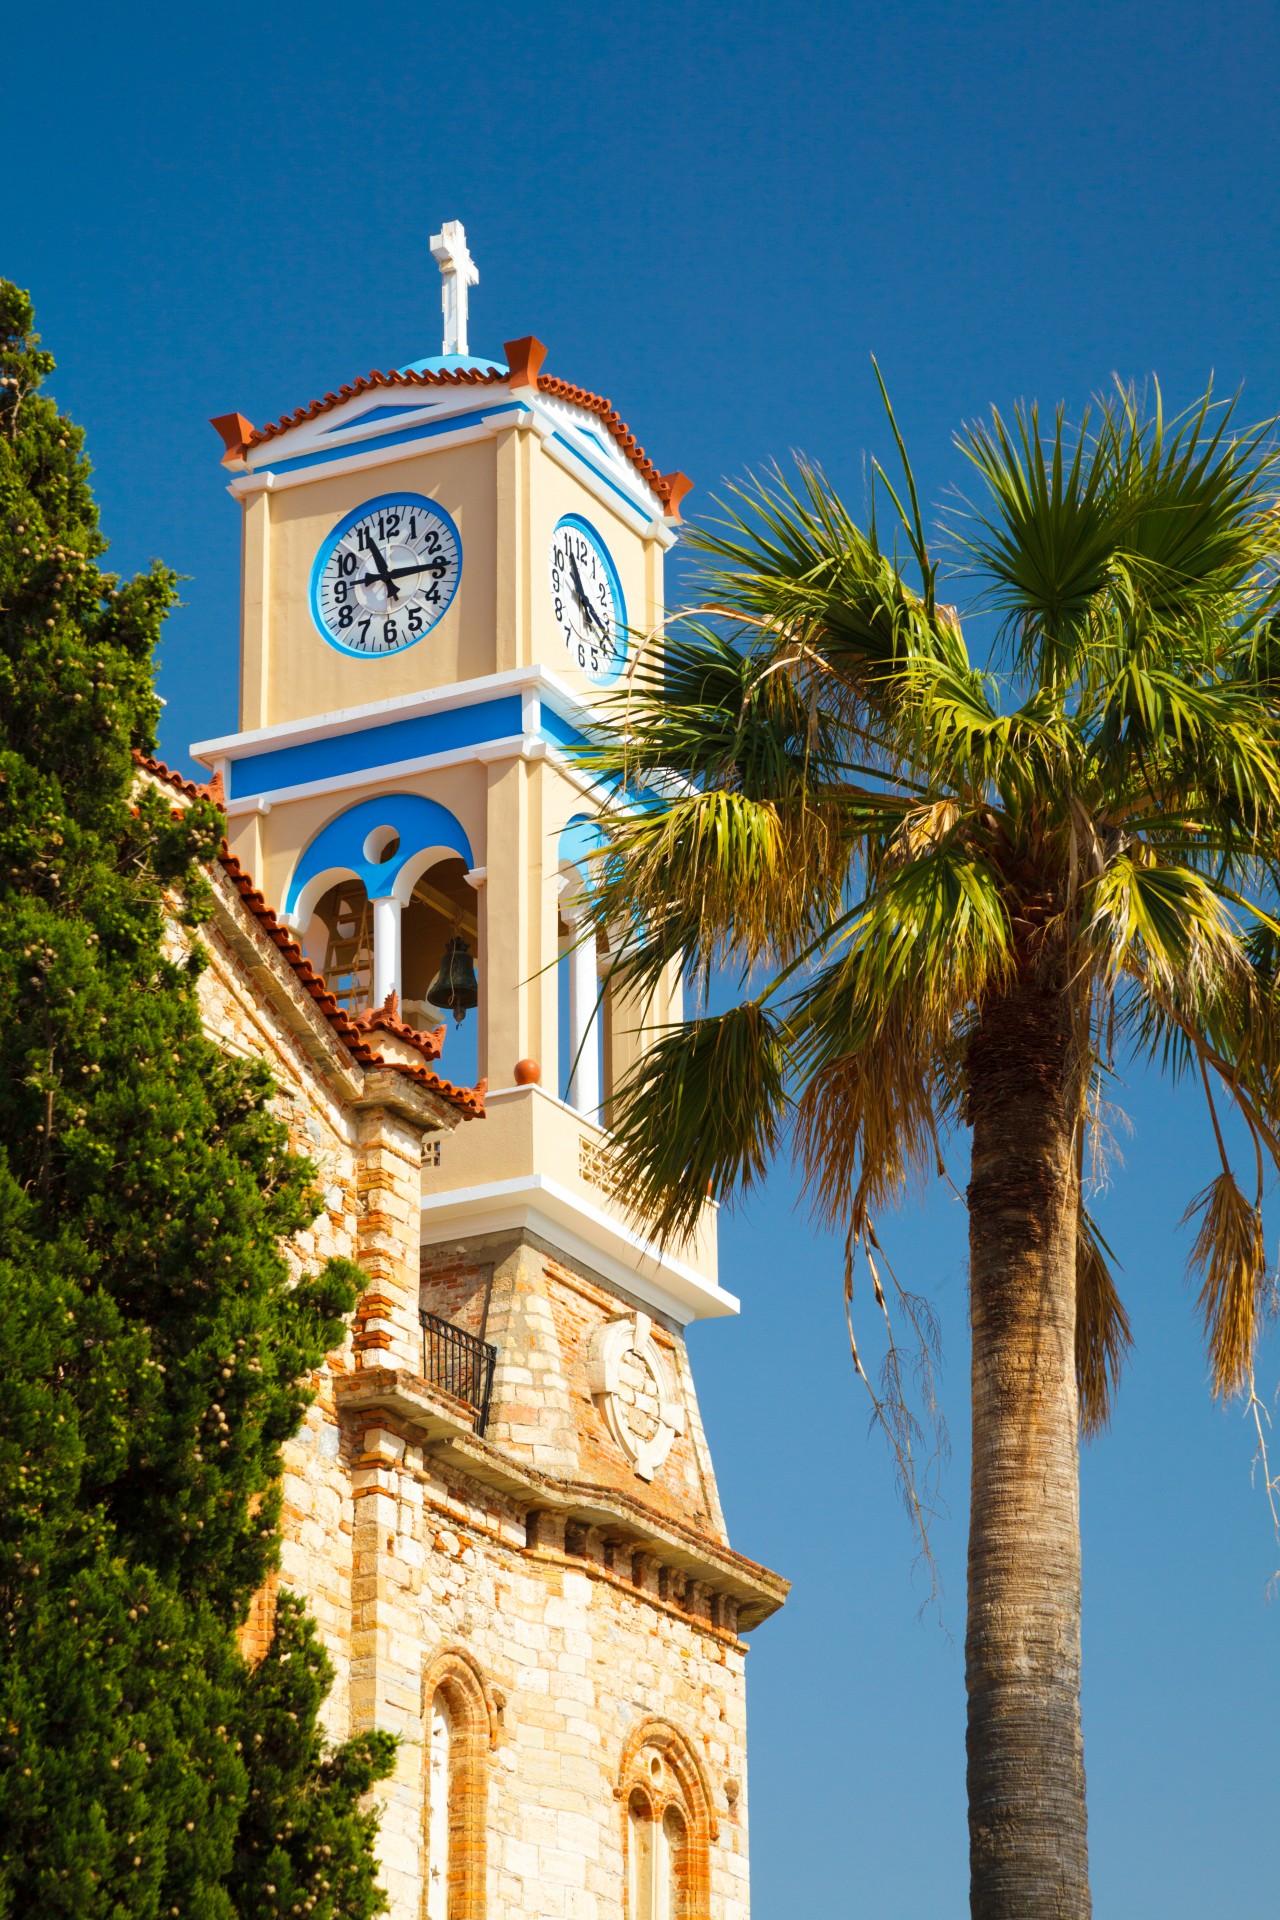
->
<box><xmin>346</xmin><ymin>1415</ymin><xmax>752</xmax><ymax>1920</ymax></box>
<box><xmin>193</xmin><ymin>908</ymin><xmax>767</xmax><ymax>1920</ymax></box>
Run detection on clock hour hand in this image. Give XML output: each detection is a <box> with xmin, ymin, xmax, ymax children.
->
<box><xmin>568</xmin><ymin>553</ymin><xmax>608</xmax><ymax>637</ymax></box>
<box><xmin>364</xmin><ymin>540</ymin><xmax>401</xmax><ymax>601</ymax></box>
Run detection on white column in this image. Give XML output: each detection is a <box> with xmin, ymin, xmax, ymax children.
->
<box><xmin>564</xmin><ymin>904</ymin><xmax>601</xmax><ymax>1118</ymax></box>
<box><xmin>427</xmin><ymin>1693</ymin><xmax>450</xmax><ymax>1920</ymax></box>
<box><xmin>371</xmin><ymin>894</ymin><xmax>402</xmax><ymax>1009</ymax></box>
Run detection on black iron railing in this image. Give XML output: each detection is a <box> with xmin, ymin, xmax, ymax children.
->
<box><xmin>419</xmin><ymin>1309</ymin><xmax>497</xmax><ymax>1436</ymax></box>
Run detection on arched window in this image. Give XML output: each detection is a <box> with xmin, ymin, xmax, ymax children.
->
<box><xmin>400</xmin><ymin>856</ymin><xmax>480</xmax><ymax>1085</ymax></box>
<box><xmin>421</xmin><ymin>1649</ymin><xmax>495</xmax><ymax>1920</ymax></box>
<box><xmin>306</xmin><ymin>877</ymin><xmax>374</xmax><ymax>1015</ymax></box>
<box><xmin>618</xmin><ymin>1720</ymin><xmax>716</xmax><ymax>1920</ymax></box>
<box><xmin>657</xmin><ymin>1807</ymin><xmax>687</xmax><ymax>1920</ymax></box>
<box><xmin>627</xmin><ymin>1788</ymin><xmax>654</xmax><ymax>1920</ymax></box>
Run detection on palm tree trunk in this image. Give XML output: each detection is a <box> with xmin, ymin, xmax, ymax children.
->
<box><xmin>966</xmin><ymin>968</ymin><xmax>1089</xmax><ymax>1919</ymax></box>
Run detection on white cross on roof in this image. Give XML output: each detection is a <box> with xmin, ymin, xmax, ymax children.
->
<box><xmin>429</xmin><ymin>220</ymin><xmax>479</xmax><ymax>358</ymax></box>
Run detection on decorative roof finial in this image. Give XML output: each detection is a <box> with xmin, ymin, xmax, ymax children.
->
<box><xmin>429</xmin><ymin>220</ymin><xmax>479</xmax><ymax>358</ymax></box>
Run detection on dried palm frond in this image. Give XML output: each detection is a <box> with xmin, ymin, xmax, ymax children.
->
<box><xmin>1075</xmin><ymin>1212</ymin><xmax>1133</xmax><ymax>1437</ymax></box>
<box><xmin>793</xmin><ymin>1027</ymin><xmax>943</xmax><ymax>1238</ymax></box>
<box><xmin>1182</xmin><ymin>1170</ymin><xmax>1271</xmax><ymax>1398</ymax></box>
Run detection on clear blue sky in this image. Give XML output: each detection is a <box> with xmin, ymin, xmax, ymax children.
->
<box><xmin>8</xmin><ymin>3</ymin><xmax>1280</xmax><ymax>1912</ymax></box>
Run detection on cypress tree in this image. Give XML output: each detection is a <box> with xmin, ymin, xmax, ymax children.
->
<box><xmin>0</xmin><ymin>282</ymin><xmax>395</xmax><ymax>1917</ymax></box>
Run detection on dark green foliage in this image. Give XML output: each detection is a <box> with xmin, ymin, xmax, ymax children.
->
<box><xmin>231</xmin><ymin>1596</ymin><xmax>397</xmax><ymax>1920</ymax></box>
<box><xmin>0</xmin><ymin>282</ymin><xmax>394</xmax><ymax>1915</ymax></box>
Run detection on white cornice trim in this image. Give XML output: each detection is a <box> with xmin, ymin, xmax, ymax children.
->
<box><xmin>222</xmin><ymin>734</ymin><xmax>521</xmax><ymax>815</ymax></box>
<box><xmin>191</xmin><ymin>664</ymin><xmax>600</xmax><ymax>765</ymax></box>
<box><xmin>419</xmin><ymin>1174</ymin><xmax>738</xmax><ymax>1325</ymax></box>
<box><xmin>232</xmin><ymin>391</ymin><xmax>668</xmax><ymax>525</ymax></box>
<box><xmin>230</xmin><ymin>411</ymin><xmax>522</xmax><ymax>496</ymax></box>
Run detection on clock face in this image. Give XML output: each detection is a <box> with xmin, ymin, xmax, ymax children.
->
<box><xmin>310</xmin><ymin>493</ymin><xmax>462</xmax><ymax>658</ymax></box>
<box><xmin>548</xmin><ymin>515</ymin><xmax>626</xmax><ymax>685</ymax></box>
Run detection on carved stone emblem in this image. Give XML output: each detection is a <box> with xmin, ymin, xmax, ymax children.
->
<box><xmin>586</xmin><ymin>1313</ymin><xmax>685</xmax><ymax>1481</ymax></box>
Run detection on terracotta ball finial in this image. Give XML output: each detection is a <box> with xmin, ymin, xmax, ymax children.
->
<box><xmin>513</xmin><ymin>1058</ymin><xmax>542</xmax><ymax>1085</ymax></box>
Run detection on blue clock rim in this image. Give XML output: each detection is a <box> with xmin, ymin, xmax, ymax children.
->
<box><xmin>552</xmin><ymin>512</ymin><xmax>628</xmax><ymax>686</ymax></box>
<box><xmin>309</xmin><ymin>492</ymin><xmax>463</xmax><ymax>658</ymax></box>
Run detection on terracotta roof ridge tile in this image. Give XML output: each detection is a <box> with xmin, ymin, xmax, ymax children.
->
<box><xmin>353</xmin><ymin>991</ymin><xmax>447</xmax><ymax>1062</ymax></box>
<box><xmin>533</xmin><ymin>374</ymin><xmax>668</xmax><ymax>499</ymax></box>
<box><xmin>236</xmin><ymin>357</ymin><xmax>685</xmax><ymax>513</ymax></box>
<box><xmin>246</xmin><ymin>364</ymin><xmax>508</xmax><ymax>450</ymax></box>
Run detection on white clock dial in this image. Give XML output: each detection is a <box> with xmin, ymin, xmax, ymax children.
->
<box><xmin>548</xmin><ymin>515</ymin><xmax>626</xmax><ymax>685</ymax></box>
<box><xmin>310</xmin><ymin>493</ymin><xmax>462</xmax><ymax>658</ymax></box>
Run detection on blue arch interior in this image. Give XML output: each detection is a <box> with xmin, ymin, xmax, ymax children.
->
<box><xmin>558</xmin><ymin>813</ymin><xmax>607</xmax><ymax>870</ymax></box>
<box><xmin>285</xmin><ymin>793</ymin><xmax>474</xmax><ymax>916</ymax></box>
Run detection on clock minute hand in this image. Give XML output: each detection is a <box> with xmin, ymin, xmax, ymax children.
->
<box><xmin>358</xmin><ymin>561</ymin><xmax>444</xmax><ymax>587</ymax></box>
<box><xmin>568</xmin><ymin>553</ymin><xmax>608</xmax><ymax>637</ymax></box>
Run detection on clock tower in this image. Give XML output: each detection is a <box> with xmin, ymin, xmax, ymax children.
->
<box><xmin>196</xmin><ymin>225</ymin><xmax>786</xmax><ymax>1920</ymax></box>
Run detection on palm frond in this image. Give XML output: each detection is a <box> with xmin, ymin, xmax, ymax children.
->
<box><xmin>603</xmin><ymin>1003</ymin><xmax>791</xmax><ymax>1245</ymax></box>
<box><xmin>1109</xmin><ymin>382</ymin><xmax>1280</xmax><ymax>621</ymax></box>
<box><xmin>684</xmin><ymin>459</ymin><xmax>964</xmax><ymax>713</ymax></box>
<box><xmin>793</xmin><ymin>1008</ymin><xmax>950</xmax><ymax>1236</ymax></box>
<box><xmin>589</xmin><ymin>786</ymin><xmax>863</xmax><ymax>990</ymax></box>
<box><xmin>1084</xmin><ymin>852</ymin><xmax>1244</xmax><ymax>993</ymax></box>
<box><xmin>823</xmin><ymin>838</ymin><xmax>1012</xmax><ymax>1020</ymax></box>
<box><xmin>953</xmin><ymin>397</ymin><xmax>1121</xmax><ymax>686</ymax></box>
<box><xmin>1182</xmin><ymin>1170</ymin><xmax>1271</xmax><ymax>1399</ymax></box>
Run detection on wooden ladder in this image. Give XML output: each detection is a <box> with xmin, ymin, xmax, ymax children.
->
<box><xmin>322</xmin><ymin>887</ymin><xmax>374</xmax><ymax>1017</ymax></box>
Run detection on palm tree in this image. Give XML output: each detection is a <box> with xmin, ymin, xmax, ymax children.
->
<box><xmin>578</xmin><ymin>383</ymin><xmax>1280</xmax><ymax>1919</ymax></box>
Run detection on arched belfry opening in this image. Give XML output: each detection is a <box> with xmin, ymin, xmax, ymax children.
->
<box><xmin>401</xmin><ymin>856</ymin><xmax>479</xmax><ymax>1025</ymax></box>
<box><xmin>286</xmin><ymin>796</ymin><xmax>478</xmax><ymax>1074</ymax></box>
<box><xmin>557</xmin><ymin>866</ymin><xmax>608</xmax><ymax>1116</ymax></box>
<box><xmin>311</xmin><ymin>877</ymin><xmax>374</xmax><ymax>1015</ymax></box>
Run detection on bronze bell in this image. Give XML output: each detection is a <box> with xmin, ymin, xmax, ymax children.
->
<box><xmin>426</xmin><ymin>935</ymin><xmax>478</xmax><ymax>1024</ymax></box>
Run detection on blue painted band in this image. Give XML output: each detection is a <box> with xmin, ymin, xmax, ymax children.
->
<box><xmin>322</xmin><ymin>403</ymin><xmax>431</xmax><ymax>435</ymax></box>
<box><xmin>252</xmin><ymin>402</ymin><xmax>526</xmax><ymax>478</ymax></box>
<box><xmin>539</xmin><ymin>705</ymin><xmax>585</xmax><ymax>751</ymax></box>
<box><xmin>550</xmin><ymin>433</ymin><xmax>652</xmax><ymax>521</ymax></box>
<box><xmin>227</xmin><ymin>694</ymin><xmax>524</xmax><ymax>800</ymax></box>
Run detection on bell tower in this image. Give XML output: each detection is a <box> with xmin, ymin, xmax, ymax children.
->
<box><xmin>196</xmin><ymin>224</ymin><xmax>785</xmax><ymax>1920</ymax></box>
